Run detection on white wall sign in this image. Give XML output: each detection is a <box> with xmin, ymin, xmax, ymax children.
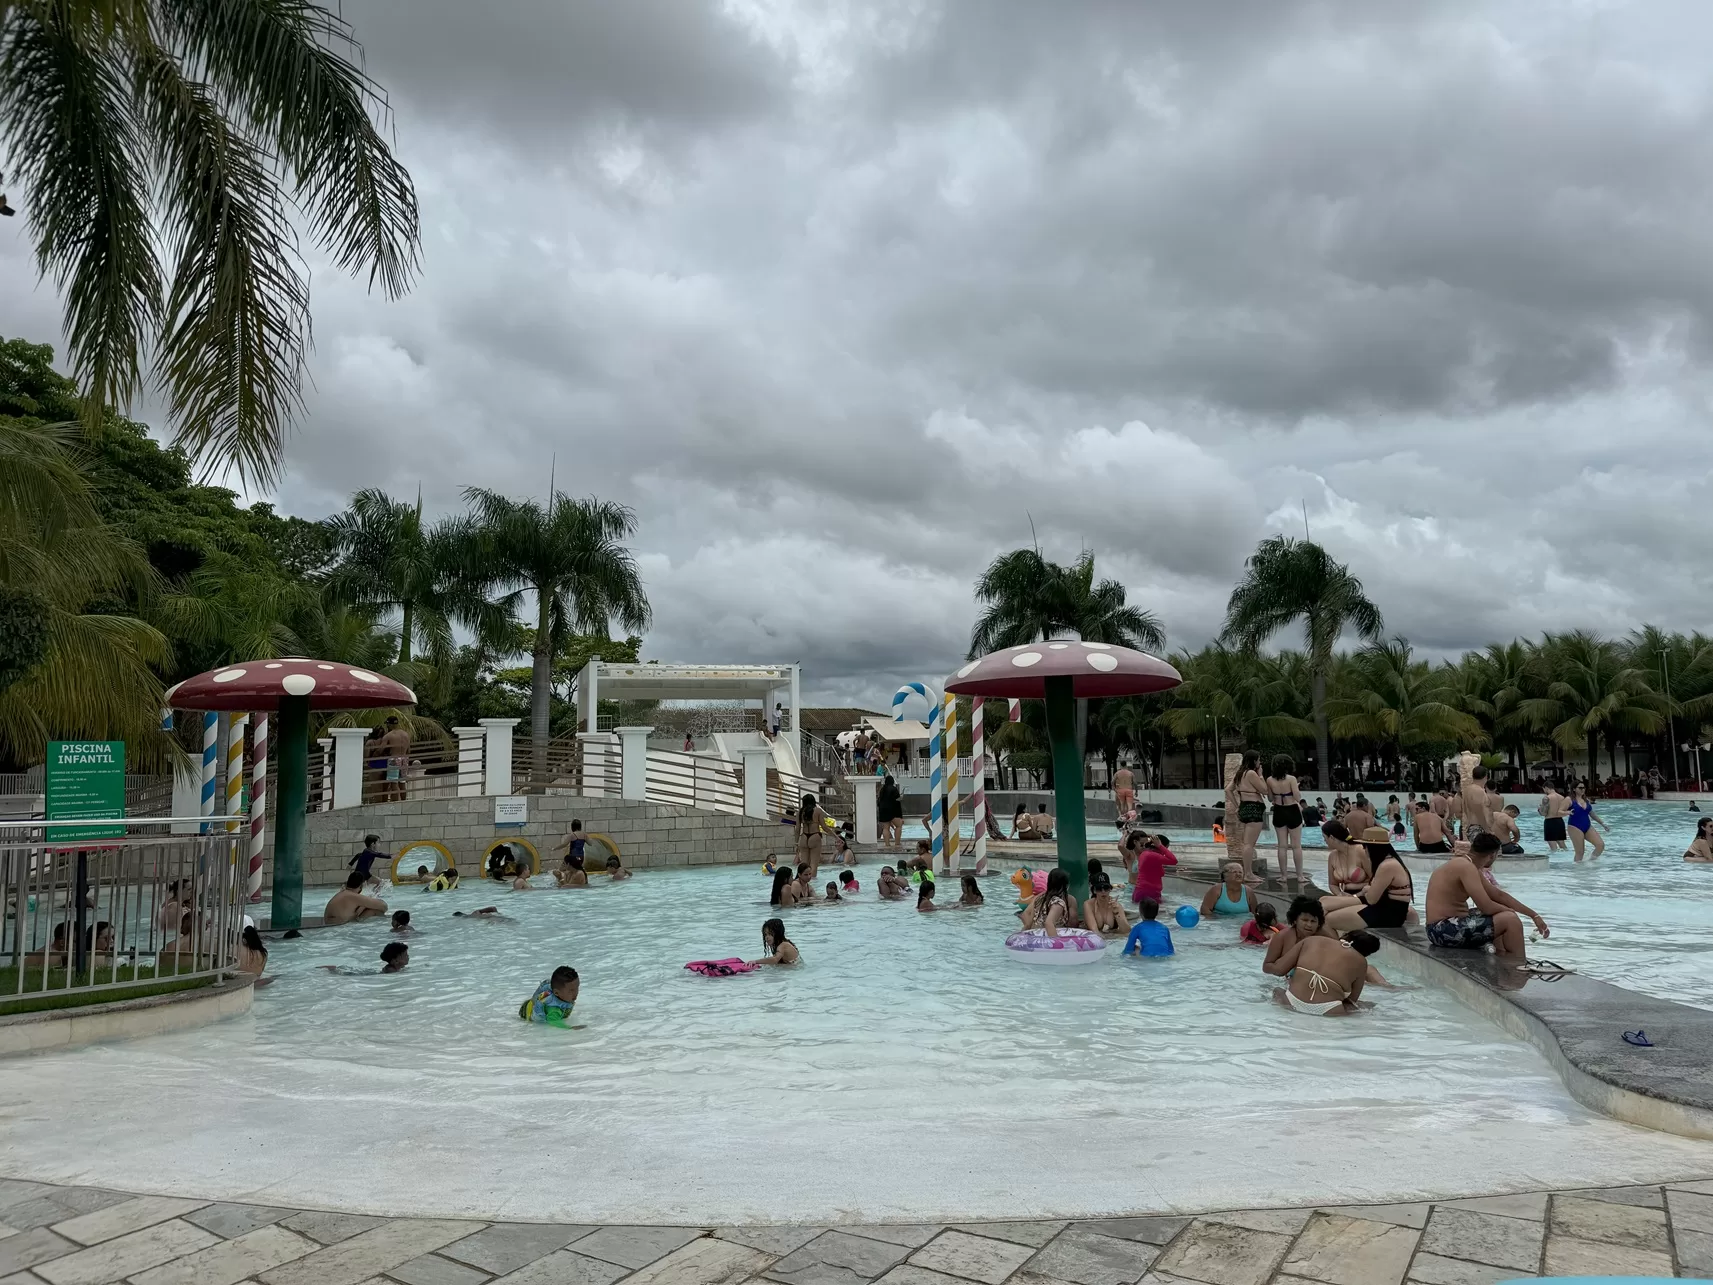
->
<box><xmin>494</xmin><ymin>796</ymin><xmax>528</xmax><ymax>826</ymax></box>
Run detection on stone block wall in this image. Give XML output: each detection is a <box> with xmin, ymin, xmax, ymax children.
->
<box><xmin>288</xmin><ymin>794</ymin><xmax>794</xmax><ymax>889</ymax></box>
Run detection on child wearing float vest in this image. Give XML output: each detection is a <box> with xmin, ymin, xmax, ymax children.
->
<box><xmin>519</xmin><ymin>966</ymin><xmax>580</xmax><ymax>1027</ymax></box>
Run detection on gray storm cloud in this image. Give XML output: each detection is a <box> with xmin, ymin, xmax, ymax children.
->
<box><xmin>2</xmin><ymin>0</ymin><xmax>1711</xmax><ymax>705</ymax></box>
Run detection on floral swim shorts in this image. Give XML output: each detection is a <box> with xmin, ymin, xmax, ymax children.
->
<box><xmin>1427</xmin><ymin>913</ymin><xmax>1495</xmax><ymax>949</ymax></box>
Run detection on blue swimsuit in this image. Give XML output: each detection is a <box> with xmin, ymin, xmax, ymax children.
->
<box><xmin>1568</xmin><ymin>800</ymin><xmax>1593</xmax><ymax>833</ymax></box>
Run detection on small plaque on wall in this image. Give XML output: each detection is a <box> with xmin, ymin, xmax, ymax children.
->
<box><xmin>494</xmin><ymin>796</ymin><xmax>528</xmax><ymax>826</ymax></box>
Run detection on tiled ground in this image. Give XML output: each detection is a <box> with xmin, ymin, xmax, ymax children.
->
<box><xmin>2</xmin><ymin>1176</ymin><xmax>1712</xmax><ymax>1285</ymax></box>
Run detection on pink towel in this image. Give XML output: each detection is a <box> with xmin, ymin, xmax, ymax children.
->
<box><xmin>684</xmin><ymin>958</ymin><xmax>757</xmax><ymax>977</ymax></box>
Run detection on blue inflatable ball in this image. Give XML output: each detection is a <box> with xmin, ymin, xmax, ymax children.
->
<box><xmin>1174</xmin><ymin>905</ymin><xmax>1200</xmax><ymax>929</ymax></box>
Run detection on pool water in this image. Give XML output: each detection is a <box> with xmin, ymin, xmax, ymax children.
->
<box><xmin>3</xmin><ymin>864</ymin><xmax>1712</xmax><ymax>1222</ymax></box>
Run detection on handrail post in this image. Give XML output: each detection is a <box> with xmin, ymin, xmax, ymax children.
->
<box><xmin>478</xmin><ymin>718</ymin><xmax>518</xmax><ymax>796</ymax></box>
<box><xmin>617</xmin><ymin>727</ymin><xmax>653</xmax><ymax>801</ymax></box>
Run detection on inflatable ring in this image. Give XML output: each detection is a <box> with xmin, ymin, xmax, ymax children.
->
<box><xmin>484</xmin><ymin>837</ymin><xmax>541</xmax><ymax>876</ymax></box>
<box><xmin>391</xmin><ymin>841</ymin><xmax>455</xmax><ymax>885</ymax></box>
<box><xmin>1004</xmin><ymin>928</ymin><xmax>1107</xmax><ymax>965</ymax></box>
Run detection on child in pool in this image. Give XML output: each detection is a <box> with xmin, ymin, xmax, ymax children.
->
<box><xmin>839</xmin><ymin>869</ymin><xmax>859</xmax><ymax>895</ymax></box>
<box><xmin>555</xmin><ymin>853</ymin><xmax>588</xmax><ymax>888</ymax></box>
<box><xmin>512</xmin><ymin>866</ymin><xmax>534</xmax><ymax>890</ymax></box>
<box><xmin>957</xmin><ymin>874</ymin><xmax>984</xmax><ymax>907</ymax></box>
<box><xmin>751</xmin><ymin>918</ymin><xmax>799</xmax><ymax>965</ymax></box>
<box><xmin>916</xmin><ymin>878</ymin><xmax>940</xmax><ymax>912</ymax></box>
<box><xmin>1239</xmin><ymin>902</ymin><xmax>1279</xmax><ymax>944</ymax></box>
<box><xmin>877</xmin><ymin>866</ymin><xmax>910</xmax><ymax>899</ymax></box>
<box><xmin>519</xmin><ymin>965</ymin><xmax>580</xmax><ymax>1025</ymax></box>
<box><xmin>1123</xmin><ymin>898</ymin><xmax>1174</xmax><ymax>957</ymax></box>
<box><xmin>606</xmin><ymin>855</ymin><xmax>632</xmax><ymax>880</ymax></box>
<box><xmin>824</xmin><ymin>881</ymin><xmax>842</xmax><ymax>903</ymax></box>
<box><xmin>390</xmin><ymin>910</ymin><xmax>412</xmax><ymax>934</ymax></box>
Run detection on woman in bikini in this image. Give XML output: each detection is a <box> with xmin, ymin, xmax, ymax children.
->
<box><xmin>1265</xmin><ymin>754</ymin><xmax>1305</xmax><ymax>884</ymax></box>
<box><xmin>751</xmin><ymin>918</ymin><xmax>800</xmax><ymax>965</ymax></box>
<box><xmin>1685</xmin><ymin>817</ymin><xmax>1713</xmax><ymax>863</ymax></box>
<box><xmin>1233</xmin><ymin>751</ymin><xmax>1268</xmax><ymax>875</ymax></box>
<box><xmin>1321</xmin><ymin>829</ymin><xmax>1414</xmax><ymax>934</ymax></box>
<box><xmin>1271</xmin><ymin>931</ymin><xmax>1380</xmax><ymax>1017</ymax></box>
<box><xmin>770</xmin><ymin>866</ymin><xmax>807</xmax><ymax>908</ymax></box>
<box><xmin>1567</xmin><ymin>785</ymin><xmax>1607</xmax><ymax>861</ymax></box>
<box><xmin>1080</xmin><ymin>871</ymin><xmax>1131</xmax><ymax>936</ymax></box>
<box><xmin>1021</xmin><ymin>869</ymin><xmax>1079</xmax><ymax>933</ymax></box>
<box><xmin>1321</xmin><ymin>820</ymin><xmax>1371</xmax><ymax>895</ymax></box>
<box><xmin>795</xmin><ymin>792</ymin><xmax>829</xmax><ymax>880</ymax></box>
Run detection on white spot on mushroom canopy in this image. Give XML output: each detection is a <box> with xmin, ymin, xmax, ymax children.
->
<box><xmin>1087</xmin><ymin>653</ymin><xmax>1120</xmax><ymax>672</ymax></box>
<box><xmin>212</xmin><ymin>668</ymin><xmax>247</xmax><ymax>683</ymax></box>
<box><xmin>348</xmin><ymin>669</ymin><xmax>382</xmax><ymax>684</ymax></box>
<box><xmin>316</xmin><ymin>664</ymin><xmax>335</xmax><ymax>670</ymax></box>
<box><xmin>1011</xmin><ymin>652</ymin><xmax>1043</xmax><ymax>667</ymax></box>
<box><xmin>281</xmin><ymin>674</ymin><xmax>316</xmax><ymax>696</ymax></box>
<box><xmin>956</xmin><ymin>661</ymin><xmax>980</xmax><ymax>678</ymax></box>
<box><xmin>1081</xmin><ymin>641</ymin><xmax>1113</xmax><ymax>650</ymax></box>
<box><xmin>264</xmin><ymin>663</ymin><xmax>283</xmax><ymax>670</ymax></box>
<box><xmin>1047</xmin><ymin>643</ymin><xmax>1069</xmax><ymax>650</ymax></box>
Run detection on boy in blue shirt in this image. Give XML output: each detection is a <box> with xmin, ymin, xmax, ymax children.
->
<box><xmin>1123</xmin><ymin>898</ymin><xmax>1174</xmax><ymax>957</ymax></box>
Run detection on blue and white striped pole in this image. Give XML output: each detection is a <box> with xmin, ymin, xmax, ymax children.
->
<box><xmin>200</xmin><ymin>711</ymin><xmax>218</xmax><ymax>834</ymax></box>
<box><xmin>892</xmin><ymin>683</ymin><xmax>943</xmax><ymax>869</ymax></box>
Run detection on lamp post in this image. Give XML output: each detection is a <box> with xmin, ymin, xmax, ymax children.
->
<box><xmin>1660</xmin><ymin>649</ymin><xmax>1680</xmax><ymax>788</ymax></box>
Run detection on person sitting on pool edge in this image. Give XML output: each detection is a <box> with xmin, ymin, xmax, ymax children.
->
<box><xmin>520</xmin><ymin>965</ymin><xmax>580</xmax><ymax>1025</ymax></box>
<box><xmin>1496</xmin><ymin>804</ymin><xmax>1526</xmax><ymax>854</ymax></box>
<box><xmin>325</xmin><ymin>871</ymin><xmax>387</xmax><ymax>925</ymax></box>
<box><xmin>1199</xmin><ymin>861</ymin><xmax>1259</xmax><ymax>920</ymax></box>
<box><xmin>877</xmin><ymin>866</ymin><xmax>910</xmax><ymax>899</ymax></box>
<box><xmin>1081</xmin><ymin>871</ymin><xmax>1130</xmax><ymax>937</ymax></box>
<box><xmin>1270</xmin><ymin>931</ymin><xmax>1379</xmax><ymax>1016</ymax></box>
<box><xmin>750</xmin><ymin>918</ymin><xmax>799</xmax><ymax>965</ymax></box>
<box><xmin>1123</xmin><ymin>898</ymin><xmax>1173</xmax><ymax>957</ymax></box>
<box><xmin>1424</xmin><ymin>833</ymin><xmax>1550</xmax><ymax>956</ymax></box>
<box><xmin>1411</xmin><ymin>801</ymin><xmax>1451</xmax><ymax>853</ymax></box>
<box><xmin>1319</xmin><ymin>828</ymin><xmax>1414</xmax><ymax>934</ymax></box>
<box><xmin>605</xmin><ymin>854</ymin><xmax>632</xmax><ymax>881</ymax></box>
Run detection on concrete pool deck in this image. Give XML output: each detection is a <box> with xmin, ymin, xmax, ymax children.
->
<box><xmin>1</xmin><ymin>1175</ymin><xmax>1709</xmax><ymax>1284</ymax></box>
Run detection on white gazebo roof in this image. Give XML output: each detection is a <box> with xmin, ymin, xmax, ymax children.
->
<box><xmin>578</xmin><ymin>662</ymin><xmax>796</xmax><ymax>702</ymax></box>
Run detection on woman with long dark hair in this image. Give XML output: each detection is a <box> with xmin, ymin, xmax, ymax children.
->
<box><xmin>796</xmin><ymin>792</ymin><xmax>828</xmax><ymax>880</ymax></box>
<box><xmin>878</xmin><ymin>773</ymin><xmax>904</xmax><ymax>849</ymax></box>
<box><xmin>1234</xmin><ymin>751</ymin><xmax>1268</xmax><ymax>873</ymax></box>
<box><xmin>1022</xmin><ymin>868</ymin><xmax>1078</xmax><ymax>933</ymax></box>
<box><xmin>1322</xmin><ymin>828</ymin><xmax>1413</xmax><ymax>933</ymax></box>
<box><xmin>751</xmin><ymin>918</ymin><xmax>799</xmax><ymax>965</ymax></box>
<box><xmin>1686</xmin><ymin>817</ymin><xmax>1713</xmax><ymax>863</ymax></box>
<box><xmin>769</xmin><ymin>866</ymin><xmax>800</xmax><ymax>907</ymax></box>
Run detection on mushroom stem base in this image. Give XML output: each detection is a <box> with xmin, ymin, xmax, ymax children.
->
<box><xmin>269</xmin><ymin>695</ymin><xmax>309</xmax><ymax>932</ymax></box>
<box><xmin>1044</xmin><ymin>675</ymin><xmax>1089</xmax><ymax>904</ymax></box>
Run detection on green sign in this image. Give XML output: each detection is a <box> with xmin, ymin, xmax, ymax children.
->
<box><xmin>46</xmin><ymin>740</ymin><xmax>126</xmax><ymax>841</ymax></box>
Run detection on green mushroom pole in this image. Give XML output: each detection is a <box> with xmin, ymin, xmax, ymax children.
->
<box><xmin>1043</xmin><ymin>674</ymin><xmax>1090</xmax><ymax>905</ymax></box>
<box><xmin>269</xmin><ymin>694</ymin><xmax>310</xmax><ymax>931</ymax></box>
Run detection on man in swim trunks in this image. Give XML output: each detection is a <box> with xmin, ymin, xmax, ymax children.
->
<box><xmin>1270</xmin><ymin>931</ymin><xmax>1379</xmax><ymax>1016</ymax></box>
<box><xmin>1423</xmin><ymin>834</ymin><xmax>1549</xmax><ymax>956</ymax></box>
<box><xmin>1112</xmin><ymin>764</ymin><xmax>1135</xmax><ymax>818</ymax></box>
<box><xmin>1412</xmin><ymin>801</ymin><xmax>1450</xmax><ymax>853</ymax></box>
<box><xmin>376</xmin><ymin>716</ymin><xmax>411</xmax><ymax>803</ymax></box>
<box><xmin>1459</xmin><ymin>766</ymin><xmax>1493</xmax><ymax>840</ymax></box>
<box><xmin>1494</xmin><ymin>805</ymin><xmax>1525</xmax><ymax>854</ymax></box>
<box><xmin>1540</xmin><ymin>784</ymin><xmax>1569</xmax><ymax>851</ymax></box>
<box><xmin>324</xmin><ymin>872</ymin><xmax>388</xmax><ymax>925</ymax></box>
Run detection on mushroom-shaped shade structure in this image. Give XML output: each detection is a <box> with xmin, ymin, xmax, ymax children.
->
<box><xmin>946</xmin><ymin>641</ymin><xmax>1182</xmax><ymax>903</ymax></box>
<box><xmin>168</xmin><ymin>659</ymin><xmax>416</xmax><ymax>930</ymax></box>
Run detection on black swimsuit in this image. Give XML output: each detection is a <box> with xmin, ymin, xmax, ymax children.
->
<box><xmin>1357</xmin><ymin>858</ymin><xmax>1413</xmax><ymax>929</ymax></box>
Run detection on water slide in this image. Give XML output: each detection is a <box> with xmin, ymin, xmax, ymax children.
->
<box><xmin>709</xmin><ymin>731</ymin><xmax>803</xmax><ymax>779</ymax></box>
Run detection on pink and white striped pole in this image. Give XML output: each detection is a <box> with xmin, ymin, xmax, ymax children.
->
<box><xmin>247</xmin><ymin>714</ymin><xmax>268</xmax><ymax>903</ymax></box>
<box><xmin>970</xmin><ymin>696</ymin><xmax>988</xmax><ymax>874</ymax></box>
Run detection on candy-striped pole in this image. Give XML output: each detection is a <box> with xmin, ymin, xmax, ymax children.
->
<box><xmin>941</xmin><ymin>692</ymin><xmax>959</xmax><ymax>871</ymax></box>
<box><xmin>970</xmin><ymin>696</ymin><xmax>988</xmax><ymax>873</ymax></box>
<box><xmin>1008</xmin><ymin>698</ymin><xmax>1021</xmax><ymax>722</ymax></box>
<box><xmin>892</xmin><ymin>683</ymin><xmax>943</xmax><ymax>869</ymax></box>
<box><xmin>248</xmin><ymin>715</ymin><xmax>268</xmax><ymax>903</ymax></box>
<box><xmin>224</xmin><ymin>714</ymin><xmax>248</xmax><ymax>832</ymax></box>
<box><xmin>200</xmin><ymin>712</ymin><xmax>218</xmax><ymax>833</ymax></box>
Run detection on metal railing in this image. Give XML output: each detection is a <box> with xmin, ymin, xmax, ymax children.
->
<box><xmin>644</xmin><ymin>749</ymin><xmax>745</xmax><ymax>814</ymax></box>
<box><xmin>3</xmin><ymin>817</ymin><xmax>246</xmax><ymax>1010</ymax></box>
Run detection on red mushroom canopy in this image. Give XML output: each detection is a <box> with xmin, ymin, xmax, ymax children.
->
<box><xmin>943</xmin><ymin>641</ymin><xmax>1182</xmax><ymax>699</ymax></box>
<box><xmin>164</xmin><ymin>658</ymin><xmax>416</xmax><ymax>711</ymax></box>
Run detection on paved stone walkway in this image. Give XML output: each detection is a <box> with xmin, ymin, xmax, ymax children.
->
<box><xmin>3</xmin><ymin>1176</ymin><xmax>1713</xmax><ymax>1284</ymax></box>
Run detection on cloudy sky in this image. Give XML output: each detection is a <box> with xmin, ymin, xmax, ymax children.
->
<box><xmin>7</xmin><ymin>0</ymin><xmax>1713</xmax><ymax>705</ymax></box>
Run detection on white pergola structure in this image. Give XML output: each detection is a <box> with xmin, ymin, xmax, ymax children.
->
<box><xmin>574</xmin><ymin>661</ymin><xmax>803</xmax><ymax>766</ymax></box>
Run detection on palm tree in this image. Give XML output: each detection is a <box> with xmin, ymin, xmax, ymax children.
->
<box><xmin>457</xmin><ymin>489</ymin><xmax>651</xmax><ymax>782</ymax></box>
<box><xmin>1221</xmin><ymin>536</ymin><xmax>1384</xmax><ymax>789</ymax></box>
<box><xmin>1</xmin><ymin>0</ymin><xmax>419</xmax><ymax>485</ymax></box>
<box><xmin>1159</xmin><ymin>645</ymin><xmax>1315</xmax><ymax>781</ymax></box>
<box><xmin>0</xmin><ymin>417</ymin><xmax>174</xmax><ymax>766</ymax></box>
<box><xmin>1456</xmin><ymin>640</ymin><xmax>1534</xmax><ymax>769</ymax></box>
<box><xmin>970</xmin><ymin>548</ymin><xmax>1164</xmax><ymax>655</ymax></box>
<box><xmin>1327</xmin><ymin>639</ymin><xmax>1482</xmax><ymax>783</ymax></box>
<box><xmin>1518</xmin><ymin>631</ymin><xmax>1665</xmax><ymax>776</ymax></box>
<box><xmin>327</xmin><ymin>488</ymin><xmax>457</xmax><ymax>667</ymax></box>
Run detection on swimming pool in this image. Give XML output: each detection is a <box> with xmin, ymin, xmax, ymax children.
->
<box><xmin>2</xmin><ymin>864</ymin><xmax>1711</xmax><ymax>1222</ymax></box>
